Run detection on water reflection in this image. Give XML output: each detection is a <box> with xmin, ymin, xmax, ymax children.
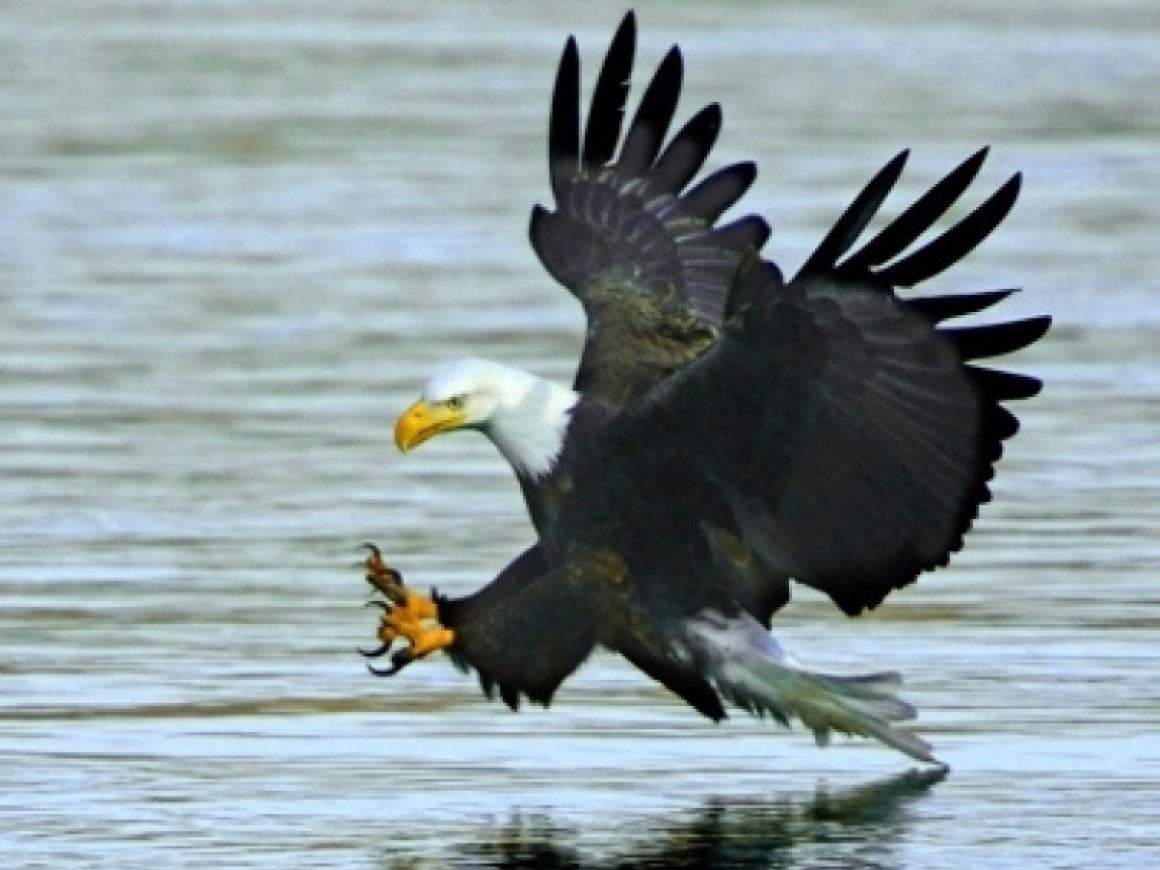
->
<box><xmin>403</xmin><ymin>767</ymin><xmax>946</xmax><ymax>869</ymax></box>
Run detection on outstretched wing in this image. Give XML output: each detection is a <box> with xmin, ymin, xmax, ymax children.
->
<box><xmin>633</xmin><ymin>149</ymin><xmax>1050</xmax><ymax>616</ymax></box>
<box><xmin>530</xmin><ymin>11</ymin><xmax>770</xmax><ymax>405</ymax></box>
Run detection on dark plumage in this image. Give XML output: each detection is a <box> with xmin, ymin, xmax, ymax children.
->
<box><xmin>374</xmin><ymin>12</ymin><xmax>1049</xmax><ymax>764</ymax></box>
<box><xmin>530</xmin><ymin>13</ymin><xmax>769</xmax><ymax>404</ymax></box>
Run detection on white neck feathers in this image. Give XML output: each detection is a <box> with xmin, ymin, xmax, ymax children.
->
<box><xmin>485</xmin><ymin>371</ymin><xmax>577</xmax><ymax>480</ymax></box>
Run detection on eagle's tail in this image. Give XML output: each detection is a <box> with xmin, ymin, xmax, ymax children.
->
<box><xmin>683</xmin><ymin>610</ymin><xmax>941</xmax><ymax>765</ymax></box>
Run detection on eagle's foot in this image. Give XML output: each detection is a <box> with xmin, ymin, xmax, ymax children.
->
<box><xmin>359</xmin><ymin>543</ymin><xmax>455</xmax><ymax>676</ymax></box>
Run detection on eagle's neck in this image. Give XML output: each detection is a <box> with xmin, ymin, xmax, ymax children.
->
<box><xmin>483</xmin><ymin>371</ymin><xmax>578</xmax><ymax>481</ymax></box>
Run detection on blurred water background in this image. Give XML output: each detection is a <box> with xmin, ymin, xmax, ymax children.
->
<box><xmin>1</xmin><ymin>1</ymin><xmax>1157</xmax><ymax>867</ymax></box>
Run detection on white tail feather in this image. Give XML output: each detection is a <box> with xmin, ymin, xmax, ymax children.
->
<box><xmin>684</xmin><ymin>611</ymin><xmax>940</xmax><ymax>764</ymax></box>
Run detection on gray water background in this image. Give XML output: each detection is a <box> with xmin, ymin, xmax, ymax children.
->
<box><xmin>2</xmin><ymin>1</ymin><xmax>1157</xmax><ymax>867</ymax></box>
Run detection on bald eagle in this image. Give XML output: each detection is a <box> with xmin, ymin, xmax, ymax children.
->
<box><xmin>363</xmin><ymin>12</ymin><xmax>1050</xmax><ymax>764</ymax></box>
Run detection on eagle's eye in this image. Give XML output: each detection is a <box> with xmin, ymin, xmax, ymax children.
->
<box><xmin>445</xmin><ymin>395</ymin><xmax>465</xmax><ymax>411</ymax></box>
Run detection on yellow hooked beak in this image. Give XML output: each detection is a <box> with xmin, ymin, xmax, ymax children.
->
<box><xmin>394</xmin><ymin>399</ymin><xmax>467</xmax><ymax>451</ymax></box>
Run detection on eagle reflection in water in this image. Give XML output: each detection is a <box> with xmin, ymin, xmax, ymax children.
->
<box><xmin>382</xmin><ymin>767</ymin><xmax>947</xmax><ymax>869</ymax></box>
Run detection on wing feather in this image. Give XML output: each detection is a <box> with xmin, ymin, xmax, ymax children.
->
<box><xmin>646</xmin><ymin>103</ymin><xmax>722</xmax><ymax>197</ymax></box>
<box><xmin>580</xmin><ymin>12</ymin><xmax>635</xmax><ymax>170</ymax></box>
<box><xmin>798</xmin><ymin>150</ymin><xmax>909</xmax><ymax>277</ymax></box>
<box><xmin>440</xmin><ymin>545</ymin><xmax>597</xmax><ymax>708</ymax></box>
<box><xmin>629</xmin><ymin>151</ymin><xmax>1049</xmax><ymax>616</ymax></box>
<box><xmin>841</xmin><ymin>147</ymin><xmax>989</xmax><ymax>273</ymax></box>
<box><xmin>547</xmin><ymin>39</ymin><xmax>581</xmax><ymax>203</ymax></box>
<box><xmin>614</xmin><ymin>46</ymin><xmax>683</xmax><ymax>183</ymax></box>
<box><xmin>945</xmin><ymin>317</ymin><xmax>1052</xmax><ymax>361</ymax></box>
<box><xmin>531</xmin><ymin>13</ymin><xmax>768</xmax><ymax>404</ymax></box>
<box><xmin>905</xmin><ymin>288</ymin><xmax>1016</xmax><ymax>323</ymax></box>
<box><xmin>877</xmin><ymin>174</ymin><xmax>1021</xmax><ymax>286</ymax></box>
<box><xmin>680</xmin><ymin>162</ymin><xmax>758</xmax><ymax>223</ymax></box>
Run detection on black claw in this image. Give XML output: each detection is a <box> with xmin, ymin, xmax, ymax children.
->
<box><xmin>358</xmin><ymin>642</ymin><xmax>391</xmax><ymax>658</ymax></box>
<box><xmin>362</xmin><ymin>543</ymin><xmax>403</xmax><ymax>581</ymax></box>
<box><xmin>364</xmin><ymin>599</ymin><xmax>391</xmax><ymax>612</ymax></box>
<box><xmin>366</xmin><ymin>648</ymin><xmax>415</xmax><ymax>677</ymax></box>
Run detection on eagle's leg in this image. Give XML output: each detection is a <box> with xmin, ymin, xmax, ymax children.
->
<box><xmin>361</xmin><ymin>543</ymin><xmax>455</xmax><ymax>675</ymax></box>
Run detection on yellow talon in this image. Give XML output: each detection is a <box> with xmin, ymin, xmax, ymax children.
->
<box><xmin>409</xmin><ymin>626</ymin><xmax>456</xmax><ymax>658</ymax></box>
<box><xmin>363</xmin><ymin>543</ymin><xmax>456</xmax><ymax>664</ymax></box>
<box><xmin>378</xmin><ymin>592</ymin><xmax>455</xmax><ymax>658</ymax></box>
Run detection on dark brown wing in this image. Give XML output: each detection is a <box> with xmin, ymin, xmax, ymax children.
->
<box><xmin>629</xmin><ymin>149</ymin><xmax>1050</xmax><ymax>616</ymax></box>
<box><xmin>529</xmin><ymin>11</ymin><xmax>770</xmax><ymax>405</ymax></box>
<box><xmin>439</xmin><ymin>542</ymin><xmax>727</xmax><ymax>719</ymax></box>
<box><xmin>439</xmin><ymin>545</ymin><xmax>597</xmax><ymax>710</ymax></box>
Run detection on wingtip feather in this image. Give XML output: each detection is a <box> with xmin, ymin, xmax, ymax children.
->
<box><xmin>798</xmin><ymin>149</ymin><xmax>910</xmax><ymax>277</ymax></box>
<box><xmin>548</xmin><ymin>36</ymin><xmax>582</xmax><ymax>200</ymax></box>
<box><xmin>581</xmin><ymin>10</ymin><xmax>637</xmax><ymax>170</ymax></box>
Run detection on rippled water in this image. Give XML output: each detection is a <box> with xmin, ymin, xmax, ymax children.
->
<box><xmin>2</xmin><ymin>1</ymin><xmax>1158</xmax><ymax>867</ymax></box>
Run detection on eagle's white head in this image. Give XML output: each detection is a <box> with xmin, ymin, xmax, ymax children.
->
<box><xmin>394</xmin><ymin>358</ymin><xmax>578</xmax><ymax>479</ymax></box>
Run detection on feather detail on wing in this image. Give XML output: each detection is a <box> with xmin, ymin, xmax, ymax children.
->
<box><xmin>635</xmin><ymin>150</ymin><xmax>1050</xmax><ymax>616</ymax></box>
<box><xmin>530</xmin><ymin>11</ymin><xmax>771</xmax><ymax>405</ymax></box>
